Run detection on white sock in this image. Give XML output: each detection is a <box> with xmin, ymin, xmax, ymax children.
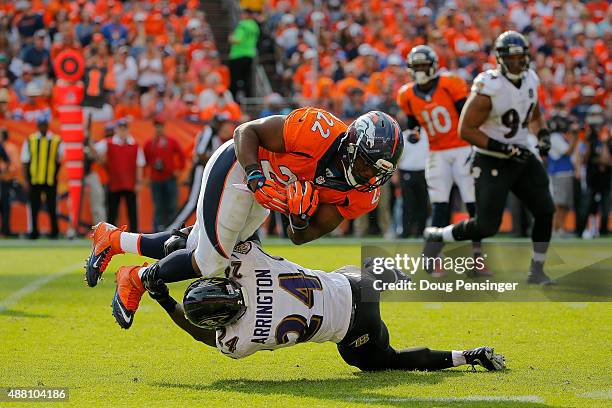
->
<box><xmin>137</xmin><ymin>267</ymin><xmax>147</xmax><ymax>279</ymax></box>
<box><xmin>451</xmin><ymin>350</ymin><xmax>466</xmax><ymax>366</ymax></box>
<box><xmin>442</xmin><ymin>225</ymin><xmax>455</xmax><ymax>242</ymax></box>
<box><xmin>120</xmin><ymin>232</ymin><xmax>141</xmax><ymax>255</ymax></box>
<box><xmin>532</xmin><ymin>252</ymin><xmax>547</xmax><ymax>263</ymax></box>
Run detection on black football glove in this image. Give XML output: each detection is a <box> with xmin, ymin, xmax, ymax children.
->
<box><xmin>163</xmin><ymin>227</ymin><xmax>192</xmax><ymax>257</ymax></box>
<box><xmin>537</xmin><ymin>128</ymin><xmax>551</xmax><ymax>157</ymax></box>
<box><xmin>487</xmin><ymin>139</ymin><xmax>532</xmax><ymax>163</ymax></box>
<box><xmin>405</xmin><ymin>129</ymin><xmax>420</xmax><ymax>144</ymax></box>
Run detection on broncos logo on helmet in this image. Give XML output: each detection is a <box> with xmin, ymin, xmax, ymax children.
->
<box><xmin>341</xmin><ymin>111</ymin><xmax>404</xmax><ymax>192</ymax></box>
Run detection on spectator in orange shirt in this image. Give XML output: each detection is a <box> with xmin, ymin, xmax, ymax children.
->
<box><xmin>141</xmin><ymin>86</ymin><xmax>163</xmax><ymax>119</ymax></box>
<box><xmin>115</xmin><ymin>91</ymin><xmax>143</xmax><ymax>120</ymax></box>
<box><xmin>50</xmin><ymin>22</ymin><xmax>81</xmax><ymax>59</ymax></box>
<box><xmin>208</xmin><ymin>50</ymin><xmax>230</xmax><ymax>89</ymax></box>
<box><xmin>199</xmin><ymin>97</ymin><xmax>241</xmax><ymax>122</ymax></box>
<box><xmin>335</xmin><ymin>63</ymin><xmax>364</xmax><ymax>99</ymax></box>
<box><xmin>313</xmin><ymin>76</ymin><xmax>337</xmax><ymax>112</ymax></box>
<box><xmin>12</xmin><ymin>82</ymin><xmax>51</xmax><ymax>122</ymax></box>
<box><xmin>0</xmin><ymin>88</ymin><xmax>8</xmax><ymax>119</ymax></box>
<box><xmin>197</xmin><ymin>73</ymin><xmax>234</xmax><ymax>111</ymax></box>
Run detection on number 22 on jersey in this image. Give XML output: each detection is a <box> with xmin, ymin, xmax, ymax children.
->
<box><xmin>310</xmin><ymin>111</ymin><xmax>335</xmax><ymax>139</ymax></box>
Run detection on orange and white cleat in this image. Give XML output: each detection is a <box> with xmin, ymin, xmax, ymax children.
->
<box><xmin>85</xmin><ymin>222</ymin><xmax>125</xmax><ymax>287</ymax></box>
<box><xmin>112</xmin><ymin>265</ymin><xmax>146</xmax><ymax>329</ymax></box>
<box><xmin>471</xmin><ymin>258</ymin><xmax>493</xmax><ymax>277</ymax></box>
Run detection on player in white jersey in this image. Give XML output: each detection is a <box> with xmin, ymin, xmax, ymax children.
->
<box><xmin>424</xmin><ymin>31</ymin><xmax>556</xmax><ymax>285</ymax></box>
<box><xmin>139</xmin><ymin>237</ymin><xmax>505</xmax><ymax>371</ymax></box>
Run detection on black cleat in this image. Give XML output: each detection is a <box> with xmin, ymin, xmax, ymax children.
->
<box><xmin>527</xmin><ymin>260</ymin><xmax>556</xmax><ymax>285</ymax></box>
<box><xmin>423</xmin><ymin>227</ymin><xmax>444</xmax><ymax>242</ymax></box>
<box><xmin>463</xmin><ymin>346</ymin><xmax>506</xmax><ymax>371</ymax></box>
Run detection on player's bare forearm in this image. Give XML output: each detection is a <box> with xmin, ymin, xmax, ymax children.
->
<box><xmin>160</xmin><ymin>297</ymin><xmax>217</xmax><ymax>347</ymax></box>
<box><xmin>459</xmin><ymin>93</ymin><xmax>492</xmax><ymax>149</ymax></box>
<box><xmin>287</xmin><ymin>203</ymin><xmax>343</xmax><ymax>245</ymax></box>
<box><xmin>528</xmin><ymin>104</ymin><xmax>546</xmax><ymax>136</ymax></box>
<box><xmin>234</xmin><ymin>115</ymin><xmax>287</xmax><ymax>171</ymax></box>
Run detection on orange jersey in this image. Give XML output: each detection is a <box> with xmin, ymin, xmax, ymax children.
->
<box><xmin>257</xmin><ymin>107</ymin><xmax>380</xmax><ymax>219</ymax></box>
<box><xmin>397</xmin><ymin>74</ymin><xmax>468</xmax><ymax>151</ymax></box>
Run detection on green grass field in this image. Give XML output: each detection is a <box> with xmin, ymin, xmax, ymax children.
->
<box><xmin>1</xmin><ymin>241</ymin><xmax>610</xmax><ymax>407</ymax></box>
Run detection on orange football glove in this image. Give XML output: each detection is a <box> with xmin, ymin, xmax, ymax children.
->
<box><xmin>287</xmin><ymin>180</ymin><xmax>319</xmax><ymax>221</ymax></box>
<box><xmin>251</xmin><ymin>178</ymin><xmax>289</xmax><ymax>214</ymax></box>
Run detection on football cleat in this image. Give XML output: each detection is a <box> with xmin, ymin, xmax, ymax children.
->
<box><xmin>527</xmin><ymin>260</ymin><xmax>556</xmax><ymax>285</ymax></box>
<box><xmin>423</xmin><ymin>227</ymin><xmax>444</xmax><ymax>242</ymax></box>
<box><xmin>85</xmin><ymin>223</ymin><xmax>125</xmax><ymax>287</ymax></box>
<box><xmin>425</xmin><ymin>260</ymin><xmax>446</xmax><ymax>278</ymax></box>
<box><xmin>463</xmin><ymin>346</ymin><xmax>506</xmax><ymax>371</ymax></box>
<box><xmin>470</xmin><ymin>259</ymin><xmax>493</xmax><ymax>277</ymax></box>
<box><xmin>112</xmin><ymin>265</ymin><xmax>146</xmax><ymax>329</ymax></box>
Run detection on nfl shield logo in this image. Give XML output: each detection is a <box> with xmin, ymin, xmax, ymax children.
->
<box><xmin>316</xmin><ymin>176</ymin><xmax>325</xmax><ymax>184</ymax></box>
<box><xmin>529</xmin><ymin>88</ymin><xmax>534</xmax><ymax>98</ymax></box>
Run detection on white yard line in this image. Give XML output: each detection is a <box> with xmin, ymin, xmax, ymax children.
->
<box><xmin>577</xmin><ymin>389</ymin><xmax>612</xmax><ymax>399</ymax></box>
<box><xmin>346</xmin><ymin>395</ymin><xmax>545</xmax><ymax>403</ymax></box>
<box><xmin>0</xmin><ymin>263</ymin><xmax>82</xmax><ymax>312</ymax></box>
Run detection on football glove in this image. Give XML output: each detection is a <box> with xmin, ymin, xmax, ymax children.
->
<box><xmin>163</xmin><ymin>227</ymin><xmax>192</xmax><ymax>257</ymax></box>
<box><xmin>405</xmin><ymin>129</ymin><xmax>420</xmax><ymax>144</ymax></box>
<box><xmin>487</xmin><ymin>138</ymin><xmax>532</xmax><ymax>163</ymax></box>
<box><xmin>287</xmin><ymin>180</ymin><xmax>319</xmax><ymax>222</ymax></box>
<box><xmin>247</xmin><ymin>169</ymin><xmax>288</xmax><ymax>214</ymax></box>
<box><xmin>537</xmin><ymin>128</ymin><xmax>551</xmax><ymax>157</ymax></box>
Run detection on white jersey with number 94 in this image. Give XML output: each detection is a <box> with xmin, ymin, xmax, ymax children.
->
<box><xmin>215</xmin><ymin>241</ymin><xmax>353</xmax><ymax>359</ymax></box>
<box><xmin>472</xmin><ymin>68</ymin><xmax>540</xmax><ymax>149</ymax></box>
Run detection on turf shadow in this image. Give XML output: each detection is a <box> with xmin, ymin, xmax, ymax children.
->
<box><xmin>154</xmin><ymin>374</ymin><xmax>552</xmax><ymax>407</ymax></box>
<box><xmin>0</xmin><ymin>309</ymin><xmax>51</xmax><ymax>318</ymax></box>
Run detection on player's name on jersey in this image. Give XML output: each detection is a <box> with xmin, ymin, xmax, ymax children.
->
<box><xmin>373</xmin><ymin>279</ymin><xmax>519</xmax><ymax>294</ymax></box>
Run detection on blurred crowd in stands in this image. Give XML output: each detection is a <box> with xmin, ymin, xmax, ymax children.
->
<box><xmin>0</xmin><ymin>0</ymin><xmax>610</xmax><ymax>239</ymax></box>
<box><xmin>257</xmin><ymin>0</ymin><xmax>610</xmax><ymax>239</ymax></box>
<box><xmin>0</xmin><ymin>0</ymin><xmax>251</xmax><ymax>123</ymax></box>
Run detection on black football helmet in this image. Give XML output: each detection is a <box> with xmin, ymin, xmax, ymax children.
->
<box><xmin>341</xmin><ymin>111</ymin><xmax>403</xmax><ymax>192</ymax></box>
<box><xmin>406</xmin><ymin>45</ymin><xmax>439</xmax><ymax>85</ymax></box>
<box><xmin>494</xmin><ymin>31</ymin><xmax>530</xmax><ymax>81</ymax></box>
<box><xmin>548</xmin><ymin>113</ymin><xmax>570</xmax><ymax>134</ymax></box>
<box><xmin>183</xmin><ymin>278</ymin><xmax>247</xmax><ymax>329</ymax></box>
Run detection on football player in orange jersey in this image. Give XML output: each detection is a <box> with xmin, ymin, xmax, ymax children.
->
<box><xmin>397</xmin><ymin>45</ymin><xmax>488</xmax><ymax>277</ymax></box>
<box><xmin>84</xmin><ymin>107</ymin><xmax>403</xmax><ymax>329</ymax></box>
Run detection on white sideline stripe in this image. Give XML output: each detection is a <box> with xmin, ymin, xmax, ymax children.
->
<box><xmin>345</xmin><ymin>396</ymin><xmax>545</xmax><ymax>403</ymax></box>
<box><xmin>578</xmin><ymin>389</ymin><xmax>612</xmax><ymax>399</ymax></box>
<box><xmin>0</xmin><ymin>263</ymin><xmax>82</xmax><ymax>312</ymax></box>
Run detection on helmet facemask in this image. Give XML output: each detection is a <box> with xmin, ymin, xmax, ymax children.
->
<box><xmin>407</xmin><ymin>60</ymin><xmax>438</xmax><ymax>85</ymax></box>
<box><xmin>341</xmin><ymin>141</ymin><xmax>395</xmax><ymax>192</ymax></box>
<box><xmin>496</xmin><ymin>47</ymin><xmax>530</xmax><ymax>81</ymax></box>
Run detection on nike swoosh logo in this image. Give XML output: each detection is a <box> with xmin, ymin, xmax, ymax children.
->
<box><xmin>92</xmin><ymin>256</ymin><xmax>101</xmax><ymax>269</ymax></box>
<box><xmin>115</xmin><ymin>297</ymin><xmax>132</xmax><ymax>323</ymax></box>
